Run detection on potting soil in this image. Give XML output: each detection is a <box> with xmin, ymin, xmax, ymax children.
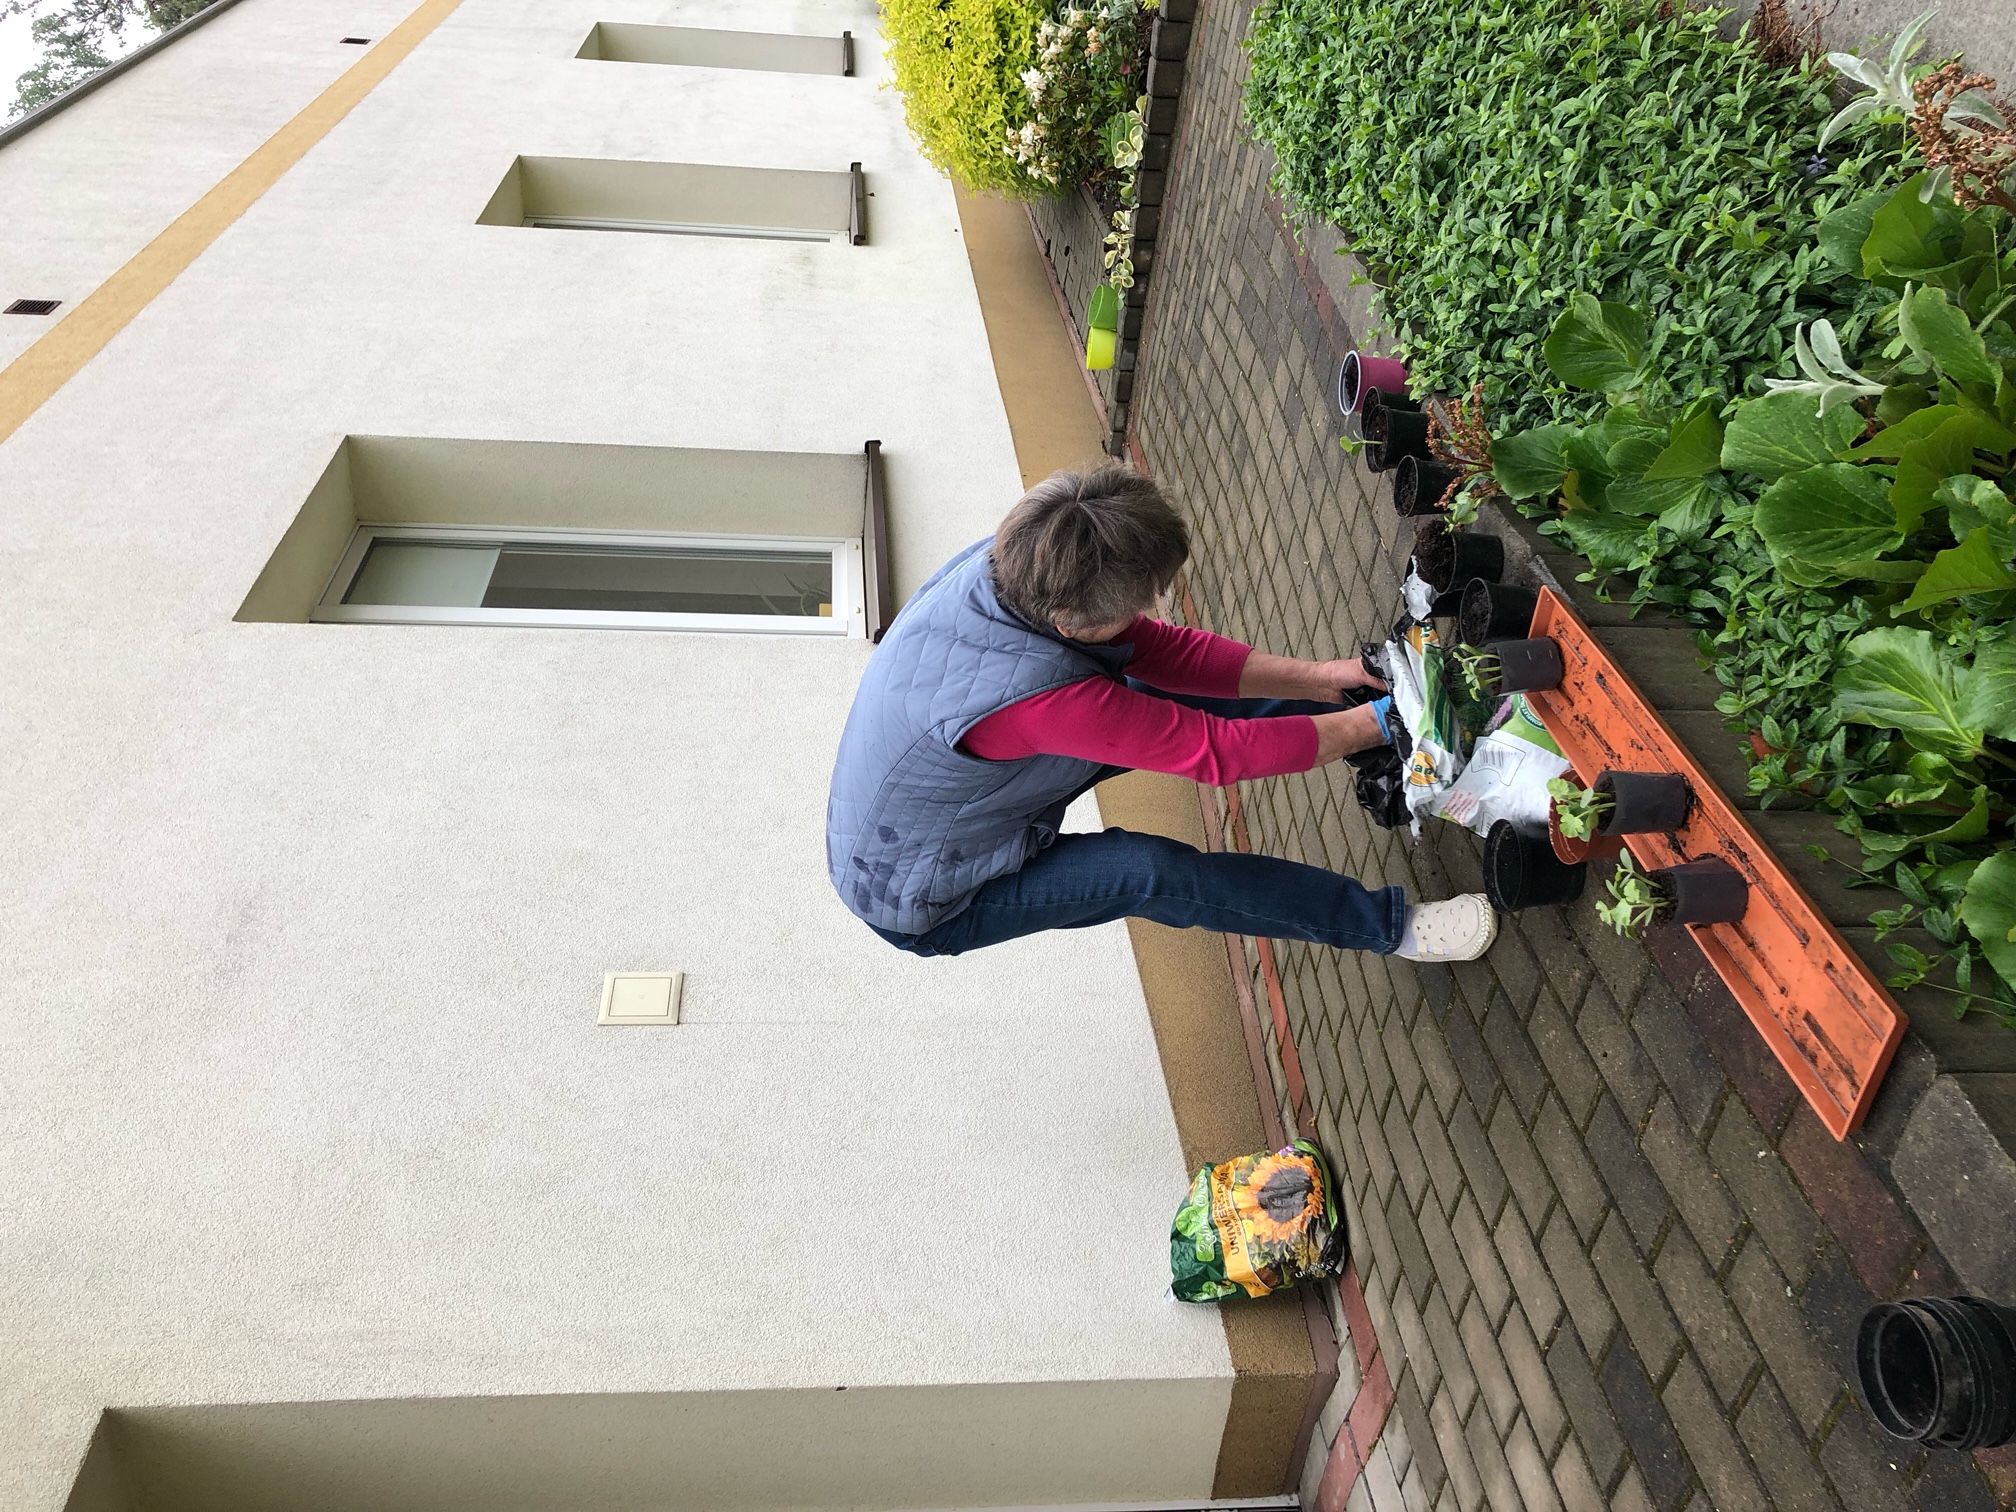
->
<box><xmin>1168</xmin><ymin>1139</ymin><xmax>1348</xmax><ymax>1302</ymax></box>
<box><xmin>1430</xmin><ymin>695</ymin><xmax>1569</xmax><ymax>836</ymax></box>
<box><xmin>1382</xmin><ymin>619</ymin><xmax>1464</xmax><ymax>831</ymax></box>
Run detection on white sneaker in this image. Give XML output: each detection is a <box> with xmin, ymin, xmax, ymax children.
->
<box><xmin>1392</xmin><ymin>895</ymin><xmax>1498</xmax><ymax>962</ymax></box>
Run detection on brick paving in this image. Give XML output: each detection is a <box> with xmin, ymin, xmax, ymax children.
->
<box><xmin>1124</xmin><ymin>2</ymin><xmax>2015</xmax><ymax>1509</ymax></box>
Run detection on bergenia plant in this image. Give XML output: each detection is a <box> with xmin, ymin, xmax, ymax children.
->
<box><xmin>1818</xmin><ymin>8</ymin><xmax>1938</xmax><ymax>150</ymax></box>
<box><xmin>1761</xmin><ymin>320</ymin><xmax>1887</xmax><ymax>416</ymax></box>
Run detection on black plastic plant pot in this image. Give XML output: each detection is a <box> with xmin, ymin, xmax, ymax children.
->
<box><xmin>1365</xmin><ymin>400</ymin><xmax>1433</xmax><ymax>460</ymax></box>
<box><xmin>1413</xmin><ymin>521</ymin><xmax>1505</xmax><ymax>590</ymax></box>
<box><xmin>1653</xmin><ymin>857</ymin><xmax>1748</xmax><ymax>926</ymax></box>
<box><xmin>1483</xmin><ymin>820</ymin><xmax>1586</xmax><ymax>910</ymax></box>
<box><xmin>1457</xmin><ymin>579</ymin><xmax>1539</xmax><ymax>646</ymax></box>
<box><xmin>1594</xmin><ymin>770</ymin><xmax>1694</xmax><ymax>836</ymax></box>
<box><xmin>1858</xmin><ymin>1296</ymin><xmax>2016</xmax><ymax>1450</ymax></box>
<box><xmin>1360</xmin><ymin>384</ymin><xmax>1421</xmax><ymax>415</ymax></box>
<box><xmin>1394</xmin><ymin>456</ymin><xmax>1460</xmax><ymax>515</ymax></box>
<box><xmin>1491</xmin><ymin>637</ymin><xmax>1563</xmax><ymax>693</ymax></box>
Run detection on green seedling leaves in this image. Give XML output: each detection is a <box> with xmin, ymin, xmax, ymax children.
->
<box><xmin>1900</xmin><ymin>285</ymin><xmax>2000</xmax><ymax>388</ymax></box>
<box><xmin>1961</xmin><ymin>854</ymin><xmax>2016</xmax><ymax>987</ymax></box>
<box><xmin>1753</xmin><ymin>463</ymin><xmax>1902</xmax><ymax>578</ymax></box>
<box><xmin>1492</xmin><ymin>424</ymin><xmax>1576</xmax><ymax>499</ymax></box>
<box><xmin>1722</xmin><ymin>392</ymin><xmax>1862</xmax><ymax>480</ymax></box>
<box><xmin>1642</xmin><ymin>404</ymin><xmax>1726</xmax><ymax>480</ymax></box>
<box><xmin>1830</xmin><ymin>627</ymin><xmax>1989</xmax><ymax>761</ymax></box>
<box><xmin>1544</xmin><ymin>293</ymin><xmax>1647</xmax><ymax>393</ymax></box>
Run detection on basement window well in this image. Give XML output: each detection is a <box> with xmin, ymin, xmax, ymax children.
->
<box><xmin>478</xmin><ymin>156</ymin><xmax>864</xmax><ymax>244</ymax></box>
<box><xmin>578</xmin><ymin>22</ymin><xmax>856</xmax><ymax>76</ymax></box>
<box><xmin>315</xmin><ymin>527</ymin><xmax>858</xmax><ymax>633</ymax></box>
<box><xmin>238</xmin><ymin>435</ymin><xmax>892</xmax><ymax>637</ymax></box>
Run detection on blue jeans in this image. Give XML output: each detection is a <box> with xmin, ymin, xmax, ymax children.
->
<box><xmin>871</xmin><ymin>686</ymin><xmax>1406</xmax><ymax>958</ymax></box>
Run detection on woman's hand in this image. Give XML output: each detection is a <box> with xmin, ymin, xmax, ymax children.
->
<box><xmin>1321</xmin><ymin>655</ymin><xmax>1388</xmax><ymax>694</ymax></box>
<box><xmin>1239</xmin><ymin>650</ymin><xmax>1389</xmax><ymax>701</ymax></box>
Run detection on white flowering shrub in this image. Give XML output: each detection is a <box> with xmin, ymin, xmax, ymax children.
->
<box><xmin>1006</xmin><ymin>0</ymin><xmax>1152</xmax><ymax>189</ymax></box>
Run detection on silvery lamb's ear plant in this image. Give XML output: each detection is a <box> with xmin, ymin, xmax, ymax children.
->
<box><xmin>1760</xmin><ymin>320</ymin><xmax>1888</xmax><ymax>416</ymax></box>
<box><xmin>1818</xmin><ymin>8</ymin><xmax>1939</xmax><ymax>150</ymax></box>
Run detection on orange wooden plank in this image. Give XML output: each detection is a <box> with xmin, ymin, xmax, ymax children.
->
<box><xmin>1522</xmin><ymin>589</ymin><xmax>1905</xmax><ymax>1140</ymax></box>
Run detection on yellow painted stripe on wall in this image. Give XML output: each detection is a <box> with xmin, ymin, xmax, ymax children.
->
<box><xmin>0</xmin><ymin>0</ymin><xmax>466</xmax><ymax>447</ymax></box>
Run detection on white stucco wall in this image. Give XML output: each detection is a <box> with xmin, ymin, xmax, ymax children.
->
<box><xmin>0</xmin><ymin>4</ymin><xmax>1231</xmax><ymax>1507</ymax></box>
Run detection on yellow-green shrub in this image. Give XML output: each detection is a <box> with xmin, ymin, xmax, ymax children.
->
<box><xmin>882</xmin><ymin>0</ymin><xmax>1050</xmax><ymax>195</ymax></box>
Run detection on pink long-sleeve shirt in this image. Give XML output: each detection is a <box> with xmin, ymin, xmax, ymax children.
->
<box><xmin>959</xmin><ymin>618</ymin><xmax>1318</xmax><ymax>785</ymax></box>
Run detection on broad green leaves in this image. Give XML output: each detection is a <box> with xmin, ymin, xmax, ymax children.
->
<box><xmin>1492</xmin><ymin>425</ymin><xmax>1576</xmax><ymax>500</ymax></box>
<box><xmin>1899</xmin><ymin>286</ymin><xmax>1999</xmax><ymax>388</ymax></box>
<box><xmin>1900</xmin><ymin>530</ymin><xmax>2016</xmax><ymax>611</ymax></box>
<box><xmin>1543</xmin><ymin>295</ymin><xmax>1647</xmax><ymax>393</ymax></box>
<box><xmin>1753</xmin><ymin>465</ymin><xmax>1901</xmax><ymax>580</ymax></box>
<box><xmin>1830</xmin><ymin>628</ymin><xmax>2002</xmax><ymax>761</ymax></box>
<box><xmin>1642</xmin><ymin>406</ymin><xmax>1725</xmax><ymax>480</ymax></box>
<box><xmin>1962</xmin><ymin>855</ymin><xmax>2016</xmax><ymax>987</ymax></box>
<box><xmin>1721</xmin><ymin>393</ymin><xmax>1861</xmax><ymax>480</ymax></box>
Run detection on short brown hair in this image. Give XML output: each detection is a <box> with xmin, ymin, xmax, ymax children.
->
<box><xmin>990</xmin><ymin>465</ymin><xmax>1189</xmax><ymax>631</ymax></box>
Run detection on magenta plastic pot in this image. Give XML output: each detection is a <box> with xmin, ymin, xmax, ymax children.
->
<box><xmin>1338</xmin><ymin>350</ymin><xmax>1411</xmax><ymax>416</ymax></box>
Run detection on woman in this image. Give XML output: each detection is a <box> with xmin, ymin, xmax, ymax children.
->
<box><xmin>825</xmin><ymin>464</ymin><xmax>1496</xmax><ymax>962</ymax></box>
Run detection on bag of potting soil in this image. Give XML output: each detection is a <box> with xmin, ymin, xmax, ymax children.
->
<box><xmin>1428</xmin><ymin>694</ymin><xmax>1570</xmax><ymax>836</ymax></box>
<box><xmin>1381</xmin><ymin>619</ymin><xmax>1465</xmax><ymax>831</ymax></box>
<box><xmin>1168</xmin><ymin>1140</ymin><xmax>1349</xmax><ymax>1303</ymax></box>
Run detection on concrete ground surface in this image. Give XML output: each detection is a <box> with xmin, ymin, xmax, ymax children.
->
<box><xmin>1120</xmin><ymin>0</ymin><xmax>2016</xmax><ymax>1509</ymax></box>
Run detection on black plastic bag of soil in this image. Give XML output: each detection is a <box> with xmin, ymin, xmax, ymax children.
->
<box><xmin>1348</xmin><ymin>639</ymin><xmax>1411</xmax><ymax>827</ymax></box>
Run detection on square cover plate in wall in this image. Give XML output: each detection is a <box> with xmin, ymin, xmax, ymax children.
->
<box><xmin>598</xmin><ymin>972</ymin><xmax>683</xmax><ymax>1026</ymax></box>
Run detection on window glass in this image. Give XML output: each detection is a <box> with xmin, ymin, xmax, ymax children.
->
<box><xmin>331</xmin><ymin>534</ymin><xmax>841</xmax><ymax>622</ymax></box>
<box><xmin>346</xmin><ymin>541</ymin><xmax>500</xmax><ymax>607</ymax></box>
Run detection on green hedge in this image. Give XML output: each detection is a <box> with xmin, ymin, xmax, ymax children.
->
<box><xmin>883</xmin><ymin>0</ymin><xmax>1145</xmax><ymax>197</ymax></box>
<box><xmin>883</xmin><ymin>0</ymin><xmax>1052</xmax><ymax>196</ymax></box>
<box><xmin>1244</xmin><ymin>0</ymin><xmax>1885</xmax><ymax>430</ymax></box>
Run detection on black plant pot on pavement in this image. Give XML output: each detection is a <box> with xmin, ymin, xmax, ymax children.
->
<box><xmin>1393</xmin><ymin>455</ymin><xmax>1459</xmax><ymax>512</ymax></box>
<box><xmin>1413</xmin><ymin>521</ymin><xmax>1504</xmax><ymax>589</ymax></box>
<box><xmin>1363</xmin><ymin>396</ymin><xmax>1433</xmax><ymax>474</ymax></box>
<box><xmin>1491</xmin><ymin>637</ymin><xmax>1563</xmax><ymax>693</ymax></box>
<box><xmin>1458</xmin><ymin>580</ymin><xmax>1539</xmax><ymax>645</ymax></box>
<box><xmin>1654</xmin><ymin>857</ymin><xmax>1748</xmax><ymax>925</ymax></box>
<box><xmin>1859</xmin><ymin>1296</ymin><xmax>2016</xmax><ymax>1450</ymax></box>
<box><xmin>1483</xmin><ymin>820</ymin><xmax>1586</xmax><ymax>910</ymax></box>
<box><xmin>1595</xmin><ymin>770</ymin><xmax>1694</xmax><ymax>835</ymax></box>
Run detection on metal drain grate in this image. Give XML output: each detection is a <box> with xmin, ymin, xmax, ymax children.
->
<box><xmin>5</xmin><ymin>299</ymin><xmax>61</xmax><ymax>316</ymax></box>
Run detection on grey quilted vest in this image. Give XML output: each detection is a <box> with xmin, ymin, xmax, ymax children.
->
<box><xmin>826</xmin><ymin>539</ymin><xmax>1131</xmax><ymax>935</ymax></box>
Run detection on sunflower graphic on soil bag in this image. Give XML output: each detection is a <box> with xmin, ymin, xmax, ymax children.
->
<box><xmin>1169</xmin><ymin>1140</ymin><xmax>1348</xmax><ymax>1302</ymax></box>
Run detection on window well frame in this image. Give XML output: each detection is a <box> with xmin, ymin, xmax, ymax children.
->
<box><xmin>311</xmin><ymin>524</ymin><xmax>865</xmax><ymax>636</ymax></box>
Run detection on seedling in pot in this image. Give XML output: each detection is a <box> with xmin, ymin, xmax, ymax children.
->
<box><xmin>1597</xmin><ymin>851</ymin><xmax>1749</xmax><ymax>937</ymax></box>
<box><xmin>1597</xmin><ymin>852</ymin><xmax>1667</xmax><ymax>939</ymax></box>
<box><xmin>1450</xmin><ymin>644</ymin><xmax>1501</xmax><ymax>702</ymax></box>
<box><xmin>1545</xmin><ymin>778</ymin><xmax>1612</xmax><ymax>841</ymax></box>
